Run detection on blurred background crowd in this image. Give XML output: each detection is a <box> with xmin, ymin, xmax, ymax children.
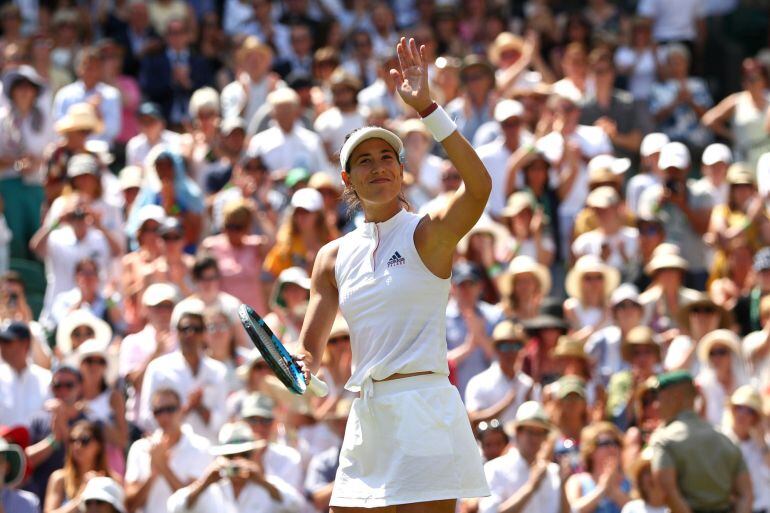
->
<box><xmin>2</xmin><ymin>0</ymin><xmax>770</xmax><ymax>512</ymax></box>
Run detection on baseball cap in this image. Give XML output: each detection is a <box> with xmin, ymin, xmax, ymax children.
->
<box><xmin>118</xmin><ymin>165</ymin><xmax>143</xmax><ymax>190</ymax></box>
<box><xmin>267</xmin><ymin>88</ymin><xmax>300</xmax><ymax>107</ymax></box>
<box><xmin>510</xmin><ymin>401</ymin><xmax>551</xmax><ymax>431</ymax></box>
<box><xmin>658</xmin><ymin>142</ymin><xmax>691</xmax><ymax>170</ymax></box>
<box><xmin>241</xmin><ymin>393</ymin><xmax>275</xmax><ymax>419</ymax></box>
<box><xmin>610</xmin><ymin>283</ymin><xmax>640</xmax><ymax>308</ymax></box>
<box><xmin>701</xmin><ymin>143</ymin><xmax>733</xmax><ymax>166</ymax></box>
<box><xmin>494</xmin><ymin>99</ymin><xmax>524</xmax><ymax>123</ymax></box>
<box><xmin>339</xmin><ymin>126</ymin><xmax>403</xmax><ymax>171</ymax></box>
<box><xmin>142</xmin><ymin>283</ymin><xmax>179</xmax><ymax>307</ymax></box>
<box><xmin>555</xmin><ymin>375</ymin><xmax>587</xmax><ymax>400</ymax></box>
<box><xmin>211</xmin><ymin>422</ymin><xmax>266</xmax><ymax>456</ymax></box>
<box><xmin>0</xmin><ymin>321</ymin><xmax>31</xmax><ymax>341</ymax></box>
<box><xmin>586</xmin><ymin>186</ymin><xmax>620</xmax><ymax>209</ymax></box>
<box><xmin>79</xmin><ymin>477</ymin><xmax>126</xmax><ymax>513</ymax></box>
<box><xmin>640</xmin><ymin>132</ymin><xmax>669</xmax><ymax>157</ymax></box>
<box><xmin>137</xmin><ymin>102</ymin><xmax>164</xmax><ymax>120</ymax></box>
<box><xmin>588</xmin><ymin>154</ymin><xmax>631</xmax><ymax>178</ymax></box>
<box><xmin>451</xmin><ymin>261</ymin><xmax>483</xmax><ymax>285</ymax></box>
<box><xmin>220</xmin><ymin>117</ymin><xmax>245</xmax><ymax>135</ymax></box>
<box><xmin>754</xmin><ymin>247</ymin><xmax>770</xmax><ymax>271</ymax></box>
<box><xmin>67</xmin><ymin>153</ymin><xmax>100</xmax><ymax>178</ymax></box>
<box><xmin>285</xmin><ymin>167</ymin><xmax>312</xmax><ymax>189</ymax></box>
<box><xmin>290</xmin><ymin>187</ymin><xmax>323</xmax><ymax>212</ymax></box>
<box><xmin>654</xmin><ymin>370</ymin><xmax>693</xmax><ymax>391</ymax></box>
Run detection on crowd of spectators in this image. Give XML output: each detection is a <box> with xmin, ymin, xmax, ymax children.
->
<box><xmin>2</xmin><ymin>0</ymin><xmax>770</xmax><ymax>512</ymax></box>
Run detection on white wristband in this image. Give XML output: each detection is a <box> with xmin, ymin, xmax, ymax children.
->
<box><xmin>422</xmin><ymin>106</ymin><xmax>456</xmax><ymax>142</ymax></box>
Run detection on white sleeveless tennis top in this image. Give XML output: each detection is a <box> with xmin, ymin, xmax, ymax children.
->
<box><xmin>335</xmin><ymin>209</ymin><xmax>451</xmax><ymax>392</ymax></box>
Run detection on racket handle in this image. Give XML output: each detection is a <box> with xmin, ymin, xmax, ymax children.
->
<box><xmin>308</xmin><ymin>373</ymin><xmax>329</xmax><ymax>397</ymax></box>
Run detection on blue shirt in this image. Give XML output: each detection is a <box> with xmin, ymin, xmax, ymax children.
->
<box><xmin>445</xmin><ymin>299</ymin><xmax>502</xmax><ymax>398</ymax></box>
<box><xmin>51</xmin><ymin>81</ymin><xmax>122</xmax><ymax>145</ymax></box>
<box><xmin>1</xmin><ymin>488</ymin><xmax>40</xmax><ymax>513</ymax></box>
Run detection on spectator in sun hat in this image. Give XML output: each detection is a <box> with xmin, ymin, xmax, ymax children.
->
<box><xmin>446</xmin><ymin>260</ymin><xmax>503</xmax><ymax>396</ymax></box>
<box><xmin>465</xmin><ymin>320</ymin><xmax>534</xmax><ymax>425</ymax></box>
<box><xmin>639</xmin><ymin>243</ymin><xmax>701</xmax><ymax>332</ymax></box>
<box><xmin>78</xmin><ymin>476</ymin><xmax>126</xmax><ymax>513</ymax></box>
<box><xmin>125</xmin><ymin>101</ymin><xmax>180</xmax><ymax>167</ymax></box>
<box><xmin>56</xmin><ymin>308</ymin><xmax>113</xmax><ymax>358</ymax></box>
<box><xmin>125</xmin><ymin>387</ymin><xmax>211</xmax><ymax>513</ymax></box>
<box><xmin>573</xmin><ymin>154</ymin><xmax>636</xmax><ymax>238</ymax></box>
<box><xmin>479</xmin><ymin>401</ymin><xmax>562</xmax><ymax>513</ymax></box>
<box><xmin>564</xmin><ymin>255</ymin><xmax>621</xmax><ymax>340</ymax></box>
<box><xmin>664</xmin><ymin>293</ymin><xmax>732</xmax><ymax>374</ymax></box>
<box><xmin>498</xmin><ymin>255</ymin><xmax>551</xmax><ymax>322</ymax></box>
<box><xmin>638</xmin><ymin>141</ymin><xmax>714</xmax><ymax>290</ymax></box>
<box><xmin>476</xmin><ymin>98</ymin><xmax>529</xmax><ymax>217</ymax></box>
<box><xmin>0</xmin><ymin>321</ymin><xmax>50</xmax><ymax>429</ymax></box>
<box><xmin>585</xmin><ymin>284</ymin><xmax>643</xmax><ymax>386</ymax></box>
<box><xmin>263</xmin><ymin>266</ymin><xmax>312</xmax><ymax>348</ymax></box>
<box><xmin>721</xmin><ymin>385</ymin><xmax>770</xmax><ymax>513</ymax></box>
<box><xmin>166</xmin><ymin>421</ymin><xmax>304</xmax><ymax>513</ymax></box>
<box><xmin>499</xmin><ymin>191</ymin><xmax>556</xmax><ymax>268</ymax></box>
<box><xmin>626</xmin><ymin>132</ymin><xmax>669</xmax><ymax>216</ymax></box>
<box><xmin>521</xmin><ymin>298</ymin><xmax>569</xmax><ymax>386</ymax></box>
<box><xmin>551</xmin><ymin>335</ymin><xmax>596</xmax><ymax>397</ymax></box>
<box><xmin>695</xmin><ymin>329</ymin><xmax>749</xmax><ymax>426</ymax></box>
<box><xmin>0</xmin><ymin>436</ymin><xmax>39</xmax><ymax>513</ymax></box>
<box><xmin>247</xmin><ymin>87</ymin><xmax>332</xmax><ymax>179</ymax></box>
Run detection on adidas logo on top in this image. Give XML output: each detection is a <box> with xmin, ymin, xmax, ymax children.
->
<box><xmin>387</xmin><ymin>251</ymin><xmax>406</xmax><ymax>267</ymax></box>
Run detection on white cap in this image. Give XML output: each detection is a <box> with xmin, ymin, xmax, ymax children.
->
<box><xmin>118</xmin><ymin>165</ymin><xmax>143</xmax><ymax>190</ymax></box>
<box><xmin>640</xmin><ymin>132</ymin><xmax>670</xmax><ymax>157</ymax></box>
<box><xmin>586</xmin><ymin>185</ymin><xmax>621</xmax><ymax>208</ymax></box>
<box><xmin>339</xmin><ymin>126</ymin><xmax>403</xmax><ymax>171</ymax></box>
<box><xmin>588</xmin><ymin>154</ymin><xmax>631</xmax><ymax>176</ymax></box>
<box><xmin>79</xmin><ymin>477</ymin><xmax>126</xmax><ymax>513</ymax></box>
<box><xmin>221</xmin><ymin>116</ymin><xmax>246</xmax><ymax>135</ymax></box>
<box><xmin>658</xmin><ymin>142</ymin><xmax>691</xmax><ymax>170</ymax></box>
<box><xmin>266</xmin><ymin>87</ymin><xmax>300</xmax><ymax>107</ymax></box>
<box><xmin>135</xmin><ymin>204</ymin><xmax>166</xmax><ymax>230</ymax></box>
<box><xmin>171</xmin><ymin>298</ymin><xmax>206</xmax><ymax>329</ymax></box>
<box><xmin>277</xmin><ymin>266</ymin><xmax>311</xmax><ymax>290</ymax></box>
<box><xmin>142</xmin><ymin>282</ymin><xmax>179</xmax><ymax>307</ymax></box>
<box><xmin>494</xmin><ymin>99</ymin><xmax>524</xmax><ymax>123</ymax></box>
<box><xmin>211</xmin><ymin>422</ymin><xmax>266</xmax><ymax>456</ymax></box>
<box><xmin>67</xmin><ymin>153</ymin><xmax>100</xmax><ymax>178</ymax></box>
<box><xmin>291</xmin><ymin>187</ymin><xmax>323</xmax><ymax>212</ymax></box>
<box><xmin>701</xmin><ymin>143</ymin><xmax>733</xmax><ymax>166</ymax></box>
<box><xmin>610</xmin><ymin>283</ymin><xmax>641</xmax><ymax>307</ymax></box>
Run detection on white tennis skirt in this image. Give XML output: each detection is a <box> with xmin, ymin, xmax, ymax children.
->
<box><xmin>329</xmin><ymin>373</ymin><xmax>490</xmax><ymax>508</ymax></box>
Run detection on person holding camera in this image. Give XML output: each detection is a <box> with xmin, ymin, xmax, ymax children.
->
<box><xmin>166</xmin><ymin>421</ymin><xmax>303</xmax><ymax>513</ymax></box>
<box><xmin>637</xmin><ymin>142</ymin><xmax>714</xmax><ymax>290</ymax></box>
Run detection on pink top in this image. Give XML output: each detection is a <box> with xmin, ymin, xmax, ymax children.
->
<box><xmin>202</xmin><ymin>234</ymin><xmax>267</xmax><ymax>315</ymax></box>
<box><xmin>116</xmin><ymin>75</ymin><xmax>141</xmax><ymax>144</ymax></box>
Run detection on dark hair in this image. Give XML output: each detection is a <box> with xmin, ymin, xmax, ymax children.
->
<box><xmin>2</xmin><ymin>271</ymin><xmax>24</xmax><ymax>289</ymax></box>
<box><xmin>75</xmin><ymin>258</ymin><xmax>99</xmax><ymax>274</ymax></box>
<box><xmin>340</xmin><ymin>129</ymin><xmax>411</xmax><ymax>215</ymax></box>
<box><xmin>192</xmin><ymin>255</ymin><xmax>220</xmax><ymax>281</ymax></box>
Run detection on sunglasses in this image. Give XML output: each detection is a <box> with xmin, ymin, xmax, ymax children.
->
<box><xmin>709</xmin><ymin>347</ymin><xmax>731</xmax><ymax>358</ymax></box>
<box><xmin>595</xmin><ymin>438</ymin><xmax>620</xmax><ymax>449</ymax></box>
<box><xmin>152</xmin><ymin>404</ymin><xmax>180</xmax><ymax>417</ymax></box>
<box><xmin>83</xmin><ymin>357</ymin><xmax>107</xmax><ymax>366</ymax></box>
<box><xmin>162</xmin><ymin>233</ymin><xmax>183</xmax><ymax>241</ymax></box>
<box><xmin>178</xmin><ymin>325</ymin><xmax>205</xmax><ymax>334</ymax></box>
<box><xmin>496</xmin><ymin>341</ymin><xmax>524</xmax><ymax>353</ymax></box>
<box><xmin>52</xmin><ymin>381</ymin><xmax>77</xmax><ymax>390</ymax></box>
<box><xmin>70</xmin><ymin>435</ymin><xmax>93</xmax><ymax>446</ymax></box>
<box><xmin>691</xmin><ymin>306</ymin><xmax>717</xmax><ymax>315</ymax></box>
<box><xmin>328</xmin><ymin>335</ymin><xmax>350</xmax><ymax>344</ymax></box>
<box><xmin>72</xmin><ymin>328</ymin><xmax>95</xmax><ymax>339</ymax></box>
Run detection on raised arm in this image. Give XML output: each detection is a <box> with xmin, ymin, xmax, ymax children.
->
<box><xmin>391</xmin><ymin>38</ymin><xmax>492</xmax><ymax>277</ymax></box>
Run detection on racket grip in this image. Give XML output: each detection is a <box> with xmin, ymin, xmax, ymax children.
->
<box><xmin>308</xmin><ymin>374</ymin><xmax>329</xmax><ymax>397</ymax></box>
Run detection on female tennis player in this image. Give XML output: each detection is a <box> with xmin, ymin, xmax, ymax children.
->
<box><xmin>295</xmin><ymin>37</ymin><xmax>492</xmax><ymax>512</ymax></box>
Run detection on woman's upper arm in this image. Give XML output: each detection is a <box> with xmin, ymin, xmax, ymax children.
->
<box><xmin>564</xmin><ymin>473</ymin><xmax>582</xmax><ymax>504</ymax></box>
<box><xmin>44</xmin><ymin>471</ymin><xmax>63</xmax><ymax>512</ymax></box>
<box><xmin>297</xmin><ymin>240</ymin><xmax>340</xmax><ymax>374</ymax></box>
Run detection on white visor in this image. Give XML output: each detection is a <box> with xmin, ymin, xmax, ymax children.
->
<box><xmin>339</xmin><ymin>127</ymin><xmax>404</xmax><ymax>171</ymax></box>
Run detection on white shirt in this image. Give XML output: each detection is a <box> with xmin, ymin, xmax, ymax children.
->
<box><xmin>247</xmin><ymin>123</ymin><xmax>332</xmax><ymax>177</ymax></box>
<box><xmin>572</xmin><ymin>227</ymin><xmax>640</xmax><ymax>270</ymax></box>
<box><xmin>464</xmin><ymin>362</ymin><xmax>535</xmax><ymax>425</ymax></box>
<box><xmin>313</xmin><ymin>107</ymin><xmax>367</xmax><ymax>158</ymax></box>
<box><xmin>125</xmin><ymin>426</ymin><xmax>212</xmax><ymax>513</ymax></box>
<box><xmin>52</xmin><ymin>80</ymin><xmax>122</xmax><ymax>144</ymax></box>
<box><xmin>637</xmin><ymin>0</ymin><xmax>706</xmax><ymax>42</ymax></box>
<box><xmin>744</xmin><ymin>330</ymin><xmax>770</xmax><ymax>392</ymax></box>
<box><xmin>411</xmin><ymin>154</ymin><xmax>446</xmax><ymax>197</ymax></box>
<box><xmin>264</xmin><ymin>443</ymin><xmax>304</xmax><ymax>492</ymax></box>
<box><xmin>336</xmin><ymin>209</ymin><xmax>451</xmax><ymax>391</ymax></box>
<box><xmin>221</xmin><ymin>75</ymin><xmax>284</xmax><ymax>124</ymax></box>
<box><xmin>477</xmin><ymin>139</ymin><xmax>513</xmax><ymax>218</ymax></box>
<box><xmin>733</xmin><ymin>434</ymin><xmax>770</xmax><ymax>510</ymax></box>
<box><xmin>126</xmin><ymin>130</ymin><xmax>182</xmax><ymax>167</ymax></box>
<box><xmin>626</xmin><ymin>173</ymin><xmax>661</xmax><ymax>216</ymax></box>
<box><xmin>139</xmin><ymin>351</ymin><xmax>228</xmax><ymax>441</ymax></box>
<box><xmin>42</xmin><ymin>226</ymin><xmax>111</xmax><ymax>319</ymax></box>
<box><xmin>622</xmin><ymin>499</ymin><xmax>670</xmax><ymax>513</ymax></box>
<box><xmin>479</xmin><ymin>448</ymin><xmax>561</xmax><ymax>513</ymax></box>
<box><xmin>167</xmin><ymin>474</ymin><xmax>304</xmax><ymax>513</ymax></box>
<box><xmin>0</xmin><ymin>362</ymin><xmax>51</xmax><ymax>428</ymax></box>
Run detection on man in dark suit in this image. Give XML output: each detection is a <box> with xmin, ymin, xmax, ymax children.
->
<box><xmin>103</xmin><ymin>1</ymin><xmax>161</xmax><ymax>77</ymax></box>
<box><xmin>139</xmin><ymin>18</ymin><xmax>213</xmax><ymax>127</ymax></box>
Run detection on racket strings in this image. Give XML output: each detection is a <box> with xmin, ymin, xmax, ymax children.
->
<box><xmin>256</xmin><ymin>329</ymin><xmax>292</xmax><ymax>375</ymax></box>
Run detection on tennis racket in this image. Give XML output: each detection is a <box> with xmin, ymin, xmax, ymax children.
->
<box><xmin>238</xmin><ymin>304</ymin><xmax>328</xmax><ymax>397</ymax></box>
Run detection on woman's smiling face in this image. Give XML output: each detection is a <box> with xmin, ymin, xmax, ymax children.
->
<box><xmin>343</xmin><ymin>138</ymin><xmax>403</xmax><ymax>208</ymax></box>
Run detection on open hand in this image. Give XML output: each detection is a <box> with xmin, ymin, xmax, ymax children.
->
<box><xmin>390</xmin><ymin>37</ymin><xmax>433</xmax><ymax>113</ymax></box>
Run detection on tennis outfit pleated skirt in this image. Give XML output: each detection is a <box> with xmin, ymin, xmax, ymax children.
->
<box><xmin>329</xmin><ymin>373</ymin><xmax>490</xmax><ymax>508</ymax></box>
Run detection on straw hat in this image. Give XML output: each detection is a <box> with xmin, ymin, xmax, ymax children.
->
<box><xmin>551</xmin><ymin>335</ymin><xmax>588</xmax><ymax>360</ymax></box>
<box><xmin>644</xmin><ymin>243</ymin><xmax>689</xmax><ymax>275</ymax></box>
<box><xmin>501</xmin><ymin>191</ymin><xmax>535</xmax><ymax>218</ymax></box>
<box><xmin>697</xmin><ymin>329</ymin><xmax>742</xmax><ymax>364</ymax></box>
<box><xmin>587</xmin><ymin>154</ymin><xmax>630</xmax><ymax>185</ymax></box>
<box><xmin>499</xmin><ymin>255</ymin><xmax>552</xmax><ymax>298</ymax></box>
<box><xmin>565</xmin><ymin>255</ymin><xmax>620</xmax><ymax>299</ymax></box>
<box><xmin>504</xmin><ymin>400</ymin><xmax>552</xmax><ymax>436</ymax></box>
<box><xmin>488</xmin><ymin>32</ymin><xmax>524</xmax><ymax>65</ymax></box>
<box><xmin>397</xmin><ymin>118</ymin><xmax>431</xmax><ymax>140</ymax></box>
<box><xmin>729</xmin><ymin>385</ymin><xmax>763</xmax><ymax>414</ymax></box>
<box><xmin>328</xmin><ymin>315</ymin><xmax>349</xmax><ymax>339</ymax></box>
<box><xmin>56</xmin><ymin>309</ymin><xmax>113</xmax><ymax>355</ymax></box>
<box><xmin>586</xmin><ymin>186</ymin><xmax>621</xmax><ymax>209</ymax></box>
<box><xmin>55</xmin><ymin>102</ymin><xmax>103</xmax><ymax>134</ymax></box>
<box><xmin>621</xmin><ymin>326</ymin><xmax>661</xmax><ymax>362</ymax></box>
<box><xmin>676</xmin><ymin>294</ymin><xmax>732</xmax><ymax>333</ymax></box>
<box><xmin>726</xmin><ymin>162</ymin><xmax>755</xmax><ymax>186</ymax></box>
<box><xmin>491</xmin><ymin>319</ymin><xmax>526</xmax><ymax>342</ymax></box>
<box><xmin>78</xmin><ymin>477</ymin><xmax>126</xmax><ymax>513</ymax></box>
